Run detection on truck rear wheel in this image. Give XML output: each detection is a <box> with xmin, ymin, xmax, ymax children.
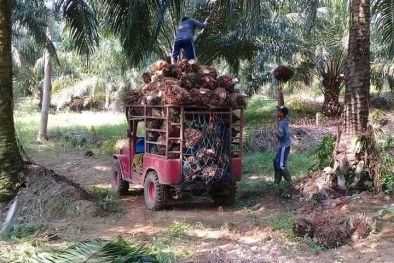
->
<box><xmin>110</xmin><ymin>162</ymin><xmax>129</xmax><ymax>195</ymax></box>
<box><xmin>144</xmin><ymin>170</ymin><xmax>166</xmax><ymax>210</ymax></box>
<box><xmin>211</xmin><ymin>183</ymin><xmax>237</xmax><ymax>206</ymax></box>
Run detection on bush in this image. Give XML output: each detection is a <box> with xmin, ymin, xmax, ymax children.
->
<box><xmin>309</xmin><ymin>134</ymin><xmax>336</xmax><ymax>171</ymax></box>
<box><xmin>52</xmin><ymin>77</ymin><xmax>74</xmax><ymax>94</ymax></box>
<box><xmin>381</xmin><ymin>137</ymin><xmax>394</xmax><ymax>194</ymax></box>
<box><xmin>89</xmin><ymin>187</ymin><xmax>121</xmax><ymax>213</ymax></box>
<box><xmin>287</xmin><ymin>99</ymin><xmax>321</xmax><ymax>119</ymax></box>
<box><xmin>90</xmin><ymin>91</ymin><xmax>106</xmax><ymax>110</ymax></box>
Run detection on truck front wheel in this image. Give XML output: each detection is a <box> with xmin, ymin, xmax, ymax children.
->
<box><xmin>144</xmin><ymin>170</ymin><xmax>166</xmax><ymax>210</ymax></box>
<box><xmin>110</xmin><ymin>162</ymin><xmax>129</xmax><ymax>195</ymax></box>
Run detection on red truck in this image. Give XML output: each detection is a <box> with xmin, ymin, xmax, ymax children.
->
<box><xmin>110</xmin><ymin>104</ymin><xmax>243</xmax><ymax>210</ymax></box>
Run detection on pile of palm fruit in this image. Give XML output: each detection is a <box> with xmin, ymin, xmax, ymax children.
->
<box><xmin>124</xmin><ymin>59</ymin><xmax>244</xmax><ymax>183</ymax></box>
<box><xmin>293</xmin><ymin>212</ymin><xmax>376</xmax><ymax>248</ymax></box>
<box><xmin>123</xmin><ymin>59</ymin><xmax>247</xmax><ymax>109</ymax></box>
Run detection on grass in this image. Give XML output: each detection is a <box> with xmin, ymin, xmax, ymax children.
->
<box><xmin>147</xmin><ymin>220</ymin><xmax>195</xmax><ymax>262</ymax></box>
<box><xmin>244</xmin><ymin>96</ymin><xmax>277</xmax><ymax>126</ymax></box>
<box><xmin>88</xmin><ymin>186</ymin><xmax>121</xmax><ymax>213</ymax></box>
<box><xmin>166</xmin><ymin>220</ymin><xmax>192</xmax><ymax>237</ymax></box>
<box><xmin>244</xmin><ymin>95</ymin><xmax>323</xmax><ymax>127</ymax></box>
<box><xmin>302</xmin><ymin>235</ymin><xmax>325</xmax><ymax>254</ymax></box>
<box><xmin>235</xmin><ymin>150</ymin><xmax>315</xmax><ymax>208</ymax></box>
<box><xmin>14</xmin><ymin>99</ymin><xmax>128</xmax><ymax>159</ymax></box>
<box><xmin>265</xmin><ymin>212</ymin><xmax>295</xmax><ymax>236</ymax></box>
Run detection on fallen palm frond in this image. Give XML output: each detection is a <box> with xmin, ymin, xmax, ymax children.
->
<box><xmin>28</xmin><ymin>236</ymin><xmax>158</xmax><ymax>263</ymax></box>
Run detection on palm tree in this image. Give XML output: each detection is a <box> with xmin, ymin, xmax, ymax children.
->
<box><xmin>97</xmin><ymin>0</ymin><xmax>296</xmax><ymax>68</ymax></box>
<box><xmin>0</xmin><ymin>0</ymin><xmax>22</xmax><ymax>202</ymax></box>
<box><xmin>317</xmin><ymin>47</ymin><xmax>347</xmax><ymax>117</ymax></box>
<box><xmin>370</xmin><ymin>0</ymin><xmax>394</xmax><ymax>93</ymax></box>
<box><xmin>334</xmin><ymin>0</ymin><xmax>374</xmax><ymax>191</ymax></box>
<box><xmin>33</xmin><ymin>0</ymin><xmax>99</xmax><ymax>141</ymax></box>
<box><xmin>12</xmin><ymin>0</ymin><xmax>99</xmax><ymax>141</ymax></box>
<box><xmin>312</xmin><ymin>0</ymin><xmax>348</xmax><ymax>117</ymax></box>
<box><xmin>0</xmin><ymin>0</ymin><xmax>98</xmax><ymax>200</ymax></box>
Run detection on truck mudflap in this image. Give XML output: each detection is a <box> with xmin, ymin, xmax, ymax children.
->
<box><xmin>113</xmin><ymin>154</ymin><xmax>130</xmax><ymax>179</ymax></box>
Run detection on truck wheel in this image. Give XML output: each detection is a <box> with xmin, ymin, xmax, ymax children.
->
<box><xmin>212</xmin><ymin>183</ymin><xmax>237</xmax><ymax>206</ymax></box>
<box><xmin>111</xmin><ymin>162</ymin><xmax>129</xmax><ymax>195</ymax></box>
<box><xmin>144</xmin><ymin>170</ymin><xmax>166</xmax><ymax>210</ymax></box>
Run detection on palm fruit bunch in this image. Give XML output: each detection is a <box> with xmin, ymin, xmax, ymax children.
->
<box><xmin>162</xmin><ymin>63</ymin><xmax>182</xmax><ymax>79</ymax></box>
<box><xmin>149</xmin><ymin>59</ymin><xmax>168</xmax><ymax>75</ymax></box>
<box><xmin>183</xmin><ymin>156</ymin><xmax>201</xmax><ymax>181</ymax></box>
<box><xmin>148</xmin><ymin>119</ymin><xmax>163</xmax><ymax>129</ymax></box>
<box><xmin>161</xmin><ymin>120</ymin><xmax>180</xmax><ymax>138</ymax></box>
<box><xmin>217</xmin><ymin>154</ymin><xmax>229</xmax><ymax>168</ymax></box>
<box><xmin>179</xmin><ymin>59</ymin><xmax>200</xmax><ymax>74</ymax></box>
<box><xmin>292</xmin><ymin>218</ymin><xmax>314</xmax><ymax>238</ymax></box>
<box><xmin>195</xmin><ymin>147</ymin><xmax>215</xmax><ymax>165</ymax></box>
<box><xmin>273</xmin><ymin>65</ymin><xmax>294</xmax><ymax>83</ymax></box>
<box><xmin>159</xmin><ymin>84</ymin><xmax>192</xmax><ymax>105</ymax></box>
<box><xmin>293</xmin><ymin>213</ymin><xmax>374</xmax><ymax>249</ymax></box>
<box><xmin>183</xmin><ymin>169</ymin><xmax>196</xmax><ymax>182</ymax></box>
<box><xmin>345</xmin><ymin>213</ymin><xmax>376</xmax><ymax>240</ymax></box>
<box><xmin>180</xmin><ymin>73</ymin><xmax>202</xmax><ymax>90</ymax></box>
<box><xmin>189</xmin><ymin>88</ymin><xmax>201</xmax><ymax>105</ymax></box>
<box><xmin>123</xmin><ymin>90</ymin><xmax>143</xmax><ymax>115</ymax></box>
<box><xmin>184</xmin><ymin>128</ymin><xmax>203</xmax><ymax>149</ymax></box>
<box><xmin>313</xmin><ymin>224</ymin><xmax>347</xmax><ymax>249</ymax></box>
<box><xmin>228</xmin><ymin>92</ymin><xmax>247</xmax><ymax>108</ymax></box>
<box><xmin>168</xmin><ymin>144</ymin><xmax>180</xmax><ymax>159</ymax></box>
<box><xmin>199</xmin><ymin>65</ymin><xmax>218</xmax><ymax>79</ymax></box>
<box><xmin>152</xmin><ymin>135</ymin><xmax>168</xmax><ymax>156</ymax></box>
<box><xmin>123</xmin><ymin>90</ymin><xmax>142</xmax><ymax>106</ymax></box>
<box><xmin>199</xmin><ymin>75</ymin><xmax>217</xmax><ymax>90</ymax></box>
<box><xmin>217</xmin><ymin>75</ymin><xmax>238</xmax><ymax>93</ymax></box>
<box><xmin>201</xmin><ymin>164</ymin><xmax>222</xmax><ymax>182</ymax></box>
<box><xmin>214</xmin><ymin>88</ymin><xmax>228</xmax><ymax>106</ymax></box>
<box><xmin>142</xmin><ymin>72</ymin><xmax>152</xmax><ymax>84</ymax></box>
<box><xmin>197</xmin><ymin>88</ymin><xmax>213</xmax><ymax>106</ymax></box>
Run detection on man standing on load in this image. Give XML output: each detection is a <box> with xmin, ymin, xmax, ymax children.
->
<box><xmin>171</xmin><ymin>16</ymin><xmax>210</xmax><ymax>64</ymax></box>
<box><xmin>273</xmin><ymin>105</ymin><xmax>292</xmax><ymax>189</ymax></box>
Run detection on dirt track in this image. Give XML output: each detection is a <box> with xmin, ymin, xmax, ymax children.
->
<box><xmin>31</xmin><ymin>152</ymin><xmax>394</xmax><ymax>263</ymax></box>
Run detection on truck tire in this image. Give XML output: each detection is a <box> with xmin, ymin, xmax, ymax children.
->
<box><xmin>212</xmin><ymin>183</ymin><xmax>237</xmax><ymax>206</ymax></box>
<box><xmin>144</xmin><ymin>170</ymin><xmax>166</xmax><ymax>210</ymax></box>
<box><xmin>110</xmin><ymin>162</ymin><xmax>129</xmax><ymax>195</ymax></box>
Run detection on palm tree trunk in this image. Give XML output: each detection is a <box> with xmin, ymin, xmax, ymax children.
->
<box><xmin>334</xmin><ymin>0</ymin><xmax>375</xmax><ymax>191</ymax></box>
<box><xmin>37</xmin><ymin>17</ymin><xmax>53</xmax><ymax>142</ymax></box>
<box><xmin>0</xmin><ymin>0</ymin><xmax>22</xmax><ymax>201</ymax></box>
<box><xmin>344</xmin><ymin>0</ymin><xmax>370</xmax><ymax>136</ymax></box>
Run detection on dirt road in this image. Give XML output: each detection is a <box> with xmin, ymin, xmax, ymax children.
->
<box><xmin>32</xmin><ymin>151</ymin><xmax>394</xmax><ymax>263</ymax></box>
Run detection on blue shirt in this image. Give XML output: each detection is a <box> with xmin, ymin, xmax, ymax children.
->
<box><xmin>175</xmin><ymin>18</ymin><xmax>208</xmax><ymax>41</ymax></box>
<box><xmin>277</xmin><ymin>117</ymin><xmax>291</xmax><ymax>148</ymax></box>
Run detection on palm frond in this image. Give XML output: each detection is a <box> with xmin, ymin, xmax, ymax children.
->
<box><xmin>12</xmin><ymin>0</ymin><xmax>59</xmax><ymax>63</ymax></box>
<box><xmin>56</xmin><ymin>0</ymin><xmax>99</xmax><ymax>59</ymax></box>
<box><xmin>372</xmin><ymin>0</ymin><xmax>394</xmax><ymax>58</ymax></box>
<box><xmin>29</xmin><ymin>237</ymin><xmax>158</xmax><ymax>263</ymax></box>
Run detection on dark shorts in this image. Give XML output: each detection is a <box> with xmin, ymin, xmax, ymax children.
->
<box><xmin>172</xmin><ymin>38</ymin><xmax>196</xmax><ymax>60</ymax></box>
<box><xmin>273</xmin><ymin>146</ymin><xmax>290</xmax><ymax>171</ymax></box>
